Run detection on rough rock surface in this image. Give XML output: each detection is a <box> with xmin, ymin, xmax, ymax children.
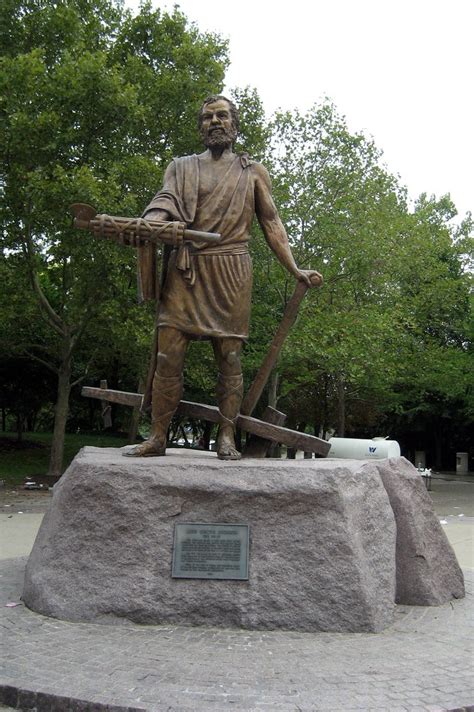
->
<box><xmin>23</xmin><ymin>448</ymin><xmax>397</xmax><ymax>633</ymax></box>
<box><xmin>372</xmin><ymin>457</ymin><xmax>465</xmax><ymax>605</ymax></box>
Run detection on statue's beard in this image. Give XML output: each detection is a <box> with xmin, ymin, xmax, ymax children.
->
<box><xmin>203</xmin><ymin>126</ymin><xmax>236</xmax><ymax>148</ymax></box>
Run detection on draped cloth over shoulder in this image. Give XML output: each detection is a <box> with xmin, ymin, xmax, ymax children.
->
<box><xmin>137</xmin><ymin>156</ymin><xmax>199</xmax><ymax>301</ymax></box>
<box><xmin>145</xmin><ymin>155</ymin><xmax>199</xmax><ymax>225</ymax></box>
<box><xmin>139</xmin><ymin>153</ymin><xmax>255</xmax><ymax>340</ymax></box>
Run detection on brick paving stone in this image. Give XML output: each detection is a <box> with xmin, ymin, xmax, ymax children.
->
<box><xmin>1</xmin><ymin>558</ymin><xmax>473</xmax><ymax>711</ymax></box>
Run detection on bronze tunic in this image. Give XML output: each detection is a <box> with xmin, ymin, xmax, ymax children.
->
<box><xmin>144</xmin><ymin>154</ymin><xmax>256</xmax><ymax>340</ymax></box>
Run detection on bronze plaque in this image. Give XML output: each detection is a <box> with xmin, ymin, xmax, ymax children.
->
<box><xmin>172</xmin><ymin>523</ymin><xmax>249</xmax><ymax>580</ymax></box>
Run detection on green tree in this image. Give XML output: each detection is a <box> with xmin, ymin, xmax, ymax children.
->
<box><xmin>246</xmin><ymin>102</ymin><xmax>406</xmax><ymax>433</ymax></box>
<box><xmin>381</xmin><ymin>197</ymin><xmax>473</xmax><ymax>466</ymax></box>
<box><xmin>247</xmin><ymin>102</ymin><xmax>472</xmax><ymax>464</ymax></box>
<box><xmin>0</xmin><ymin>254</ymin><xmax>56</xmax><ymax>435</ymax></box>
<box><xmin>0</xmin><ymin>0</ymin><xmax>228</xmax><ymax>475</ymax></box>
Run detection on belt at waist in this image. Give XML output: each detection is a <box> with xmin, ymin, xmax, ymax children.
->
<box><xmin>174</xmin><ymin>243</ymin><xmax>249</xmax><ymax>256</ymax></box>
<box><xmin>174</xmin><ymin>242</ymin><xmax>249</xmax><ymax>285</ymax></box>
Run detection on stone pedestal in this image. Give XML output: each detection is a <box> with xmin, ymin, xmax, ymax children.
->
<box><xmin>22</xmin><ymin>449</ymin><xmax>464</xmax><ymax>633</ymax></box>
<box><xmin>372</xmin><ymin>458</ymin><xmax>465</xmax><ymax>604</ymax></box>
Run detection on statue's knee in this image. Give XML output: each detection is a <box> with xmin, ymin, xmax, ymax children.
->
<box><xmin>222</xmin><ymin>349</ymin><xmax>241</xmax><ymax>373</ymax></box>
<box><xmin>156</xmin><ymin>350</ymin><xmax>181</xmax><ymax>377</ymax></box>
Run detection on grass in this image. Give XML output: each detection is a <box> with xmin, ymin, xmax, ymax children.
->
<box><xmin>0</xmin><ymin>431</ymin><xmax>129</xmax><ymax>486</ymax></box>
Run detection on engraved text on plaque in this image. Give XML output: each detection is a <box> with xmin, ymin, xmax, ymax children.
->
<box><xmin>172</xmin><ymin>523</ymin><xmax>249</xmax><ymax>580</ymax></box>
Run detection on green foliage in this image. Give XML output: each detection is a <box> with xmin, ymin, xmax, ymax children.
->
<box><xmin>1</xmin><ymin>2</ymin><xmax>471</xmax><ymax>471</ymax></box>
<box><xmin>245</xmin><ymin>102</ymin><xmax>473</xmax><ymax>461</ymax></box>
<box><xmin>232</xmin><ymin>86</ymin><xmax>270</xmax><ymax>161</ymax></box>
<box><xmin>0</xmin><ymin>431</ymin><xmax>128</xmax><ymax>485</ymax></box>
<box><xmin>0</xmin><ymin>0</ymin><xmax>229</xmax><ymax>472</ymax></box>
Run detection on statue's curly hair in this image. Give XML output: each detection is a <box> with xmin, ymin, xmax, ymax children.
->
<box><xmin>198</xmin><ymin>95</ymin><xmax>240</xmax><ymax>134</ymax></box>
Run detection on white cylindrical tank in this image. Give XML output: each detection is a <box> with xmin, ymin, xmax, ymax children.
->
<box><xmin>456</xmin><ymin>452</ymin><xmax>469</xmax><ymax>474</ymax></box>
<box><xmin>327</xmin><ymin>437</ymin><xmax>401</xmax><ymax>460</ymax></box>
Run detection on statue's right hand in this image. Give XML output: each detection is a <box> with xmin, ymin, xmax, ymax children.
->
<box><xmin>145</xmin><ymin>208</ymin><xmax>171</xmax><ymax>222</ymax></box>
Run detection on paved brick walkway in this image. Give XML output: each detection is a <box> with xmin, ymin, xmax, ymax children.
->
<box><xmin>1</xmin><ymin>557</ymin><xmax>473</xmax><ymax>712</ymax></box>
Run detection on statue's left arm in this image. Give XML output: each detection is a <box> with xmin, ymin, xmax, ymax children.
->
<box><xmin>254</xmin><ymin>164</ymin><xmax>323</xmax><ymax>287</ymax></box>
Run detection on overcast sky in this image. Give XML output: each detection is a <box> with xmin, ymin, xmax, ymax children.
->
<box><xmin>138</xmin><ymin>0</ymin><xmax>473</xmax><ymax>221</ymax></box>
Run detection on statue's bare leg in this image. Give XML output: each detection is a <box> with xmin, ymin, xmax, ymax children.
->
<box><xmin>125</xmin><ymin>327</ymin><xmax>189</xmax><ymax>457</ymax></box>
<box><xmin>212</xmin><ymin>337</ymin><xmax>243</xmax><ymax>460</ymax></box>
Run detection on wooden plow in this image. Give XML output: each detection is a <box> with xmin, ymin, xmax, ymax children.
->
<box><xmin>82</xmin><ymin>279</ymin><xmax>329</xmax><ymax>458</ymax></box>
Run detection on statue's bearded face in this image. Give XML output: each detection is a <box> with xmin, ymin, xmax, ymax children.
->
<box><xmin>199</xmin><ymin>99</ymin><xmax>237</xmax><ymax>148</ymax></box>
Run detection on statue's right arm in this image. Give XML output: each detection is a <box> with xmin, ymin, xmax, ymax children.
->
<box><xmin>143</xmin><ymin>208</ymin><xmax>170</xmax><ymax>221</ymax></box>
<box><xmin>142</xmin><ymin>161</ymin><xmax>176</xmax><ymax>222</ymax></box>
<box><xmin>138</xmin><ymin>163</ymin><xmax>175</xmax><ymax>301</ymax></box>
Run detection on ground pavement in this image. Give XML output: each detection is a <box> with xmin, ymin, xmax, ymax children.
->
<box><xmin>0</xmin><ymin>475</ymin><xmax>473</xmax><ymax>712</ymax></box>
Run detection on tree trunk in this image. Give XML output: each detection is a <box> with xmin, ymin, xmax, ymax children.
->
<box><xmin>16</xmin><ymin>413</ymin><xmax>23</xmax><ymax>442</ymax></box>
<box><xmin>337</xmin><ymin>373</ymin><xmax>345</xmax><ymax>437</ymax></box>
<box><xmin>48</xmin><ymin>357</ymin><xmax>72</xmax><ymax>478</ymax></box>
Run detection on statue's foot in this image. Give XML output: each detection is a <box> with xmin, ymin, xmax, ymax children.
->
<box><xmin>123</xmin><ymin>438</ymin><xmax>166</xmax><ymax>457</ymax></box>
<box><xmin>217</xmin><ymin>432</ymin><xmax>241</xmax><ymax>461</ymax></box>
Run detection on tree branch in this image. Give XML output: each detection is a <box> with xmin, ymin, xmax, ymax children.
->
<box><xmin>67</xmin><ymin>302</ymin><xmax>97</xmax><ymax>360</ymax></box>
<box><xmin>24</xmin><ymin>350</ymin><xmax>59</xmax><ymax>375</ymax></box>
<box><xmin>70</xmin><ymin>352</ymin><xmax>97</xmax><ymax>388</ymax></box>
<box><xmin>21</xmin><ymin>229</ymin><xmax>65</xmax><ymax>336</ymax></box>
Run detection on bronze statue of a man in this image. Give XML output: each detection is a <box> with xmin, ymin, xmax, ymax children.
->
<box><xmin>128</xmin><ymin>96</ymin><xmax>322</xmax><ymax>460</ymax></box>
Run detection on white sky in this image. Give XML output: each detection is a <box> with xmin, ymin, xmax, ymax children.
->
<box><xmin>134</xmin><ymin>0</ymin><xmax>473</xmax><ymax>221</ymax></box>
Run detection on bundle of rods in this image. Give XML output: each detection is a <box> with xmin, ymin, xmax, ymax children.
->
<box><xmin>70</xmin><ymin>203</ymin><xmax>221</xmax><ymax>247</ymax></box>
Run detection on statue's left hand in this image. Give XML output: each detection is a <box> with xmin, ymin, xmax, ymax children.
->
<box><xmin>296</xmin><ymin>269</ymin><xmax>323</xmax><ymax>287</ymax></box>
